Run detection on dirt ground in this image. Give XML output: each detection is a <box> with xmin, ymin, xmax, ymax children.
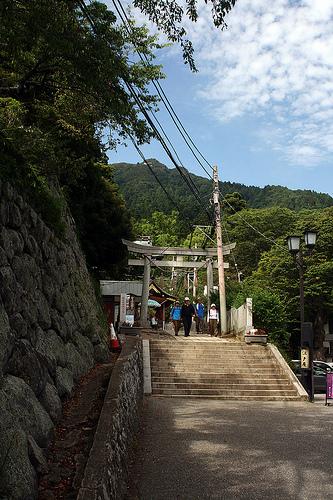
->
<box><xmin>38</xmin><ymin>353</ymin><xmax>118</xmax><ymax>500</ymax></box>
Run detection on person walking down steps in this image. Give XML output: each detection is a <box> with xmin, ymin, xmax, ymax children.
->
<box><xmin>195</xmin><ymin>298</ymin><xmax>205</xmax><ymax>334</ymax></box>
<box><xmin>181</xmin><ymin>297</ymin><xmax>196</xmax><ymax>337</ymax></box>
<box><xmin>170</xmin><ymin>300</ymin><xmax>182</xmax><ymax>336</ymax></box>
<box><xmin>208</xmin><ymin>303</ymin><xmax>219</xmax><ymax>337</ymax></box>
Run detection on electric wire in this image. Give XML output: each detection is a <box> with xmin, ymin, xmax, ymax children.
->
<box><xmin>79</xmin><ymin>0</ymin><xmax>280</xmax><ymax>252</ymax></box>
<box><xmin>112</xmin><ymin>0</ymin><xmax>214</xmax><ymax>178</ymax></box>
<box><xmin>127</xmin><ymin>132</ymin><xmax>185</xmax><ymax>217</ymax></box>
<box><xmin>222</xmin><ymin>218</ymin><xmax>240</xmax><ymax>281</ymax></box>
<box><xmin>78</xmin><ymin>0</ymin><xmax>213</xmax><ymax>224</ymax></box>
<box><xmin>220</xmin><ymin>193</ymin><xmax>283</xmax><ymax>248</ymax></box>
<box><xmin>122</xmin><ymin>78</ymin><xmax>214</xmax><ymax>222</ymax></box>
<box><xmin>102</xmin><ymin>0</ymin><xmax>207</xmax><ymax>202</ymax></box>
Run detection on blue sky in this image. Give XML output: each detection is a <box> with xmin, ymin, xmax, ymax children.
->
<box><xmin>107</xmin><ymin>0</ymin><xmax>333</xmax><ymax>195</ymax></box>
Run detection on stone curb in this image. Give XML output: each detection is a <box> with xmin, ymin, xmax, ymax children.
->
<box><xmin>77</xmin><ymin>337</ymin><xmax>143</xmax><ymax>500</ymax></box>
<box><xmin>267</xmin><ymin>343</ymin><xmax>309</xmax><ymax>400</ymax></box>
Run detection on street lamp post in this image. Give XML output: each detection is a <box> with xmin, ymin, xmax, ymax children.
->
<box><xmin>287</xmin><ymin>230</ymin><xmax>317</xmax><ymax>402</ymax></box>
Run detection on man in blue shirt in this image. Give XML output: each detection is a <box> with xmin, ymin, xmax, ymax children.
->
<box><xmin>170</xmin><ymin>300</ymin><xmax>182</xmax><ymax>336</ymax></box>
<box><xmin>195</xmin><ymin>298</ymin><xmax>205</xmax><ymax>334</ymax></box>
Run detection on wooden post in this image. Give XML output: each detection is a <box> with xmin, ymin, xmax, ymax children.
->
<box><xmin>162</xmin><ymin>303</ymin><xmax>165</xmax><ymax>330</ymax></box>
<box><xmin>140</xmin><ymin>255</ymin><xmax>151</xmax><ymax>327</ymax></box>
<box><xmin>193</xmin><ymin>268</ymin><xmax>197</xmax><ymax>298</ymax></box>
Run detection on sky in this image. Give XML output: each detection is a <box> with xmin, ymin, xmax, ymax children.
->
<box><xmin>106</xmin><ymin>0</ymin><xmax>333</xmax><ymax>195</ymax></box>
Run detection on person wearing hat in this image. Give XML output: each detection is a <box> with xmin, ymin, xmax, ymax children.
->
<box><xmin>181</xmin><ymin>297</ymin><xmax>196</xmax><ymax>337</ymax></box>
<box><xmin>170</xmin><ymin>300</ymin><xmax>182</xmax><ymax>336</ymax></box>
<box><xmin>207</xmin><ymin>303</ymin><xmax>219</xmax><ymax>336</ymax></box>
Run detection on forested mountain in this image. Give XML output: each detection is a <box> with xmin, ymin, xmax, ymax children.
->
<box><xmin>112</xmin><ymin>159</ymin><xmax>333</xmax><ymax>220</ymax></box>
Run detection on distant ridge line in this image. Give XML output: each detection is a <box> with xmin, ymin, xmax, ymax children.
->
<box><xmin>111</xmin><ymin>159</ymin><xmax>333</xmax><ymax>218</ymax></box>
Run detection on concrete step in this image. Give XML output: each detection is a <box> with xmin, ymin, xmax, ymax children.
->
<box><xmin>151</xmin><ymin>362</ymin><xmax>278</xmax><ymax>373</ymax></box>
<box><xmin>148</xmin><ymin>339</ymin><xmax>299</xmax><ymax>401</ymax></box>
<box><xmin>151</xmin><ymin>353</ymin><xmax>267</xmax><ymax>358</ymax></box>
<box><xmin>151</xmin><ymin>382</ymin><xmax>294</xmax><ymax>390</ymax></box>
<box><xmin>150</xmin><ymin>351</ymin><xmax>268</xmax><ymax>357</ymax></box>
<box><xmin>152</xmin><ymin>394</ymin><xmax>305</xmax><ymax>401</ymax></box>
<box><xmin>152</xmin><ymin>388</ymin><xmax>298</xmax><ymax>396</ymax></box>
<box><xmin>151</xmin><ymin>375</ymin><xmax>291</xmax><ymax>383</ymax></box>
<box><xmin>150</xmin><ymin>342</ymin><xmax>259</xmax><ymax>346</ymax></box>
<box><xmin>150</xmin><ymin>358</ymin><xmax>279</xmax><ymax>370</ymax></box>
<box><xmin>150</xmin><ymin>346</ymin><xmax>258</xmax><ymax>351</ymax></box>
<box><xmin>151</xmin><ymin>369</ymin><xmax>285</xmax><ymax>377</ymax></box>
<box><xmin>150</xmin><ymin>344</ymin><xmax>254</xmax><ymax>353</ymax></box>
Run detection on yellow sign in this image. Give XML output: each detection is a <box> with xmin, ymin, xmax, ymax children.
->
<box><xmin>301</xmin><ymin>348</ymin><xmax>309</xmax><ymax>369</ymax></box>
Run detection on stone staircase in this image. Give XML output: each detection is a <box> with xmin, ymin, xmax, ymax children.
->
<box><xmin>150</xmin><ymin>338</ymin><xmax>304</xmax><ymax>401</ymax></box>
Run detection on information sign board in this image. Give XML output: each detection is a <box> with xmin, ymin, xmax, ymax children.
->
<box><xmin>301</xmin><ymin>348</ymin><xmax>309</xmax><ymax>369</ymax></box>
<box><xmin>326</xmin><ymin>372</ymin><xmax>333</xmax><ymax>406</ymax></box>
<box><xmin>120</xmin><ymin>293</ymin><xmax>127</xmax><ymax>324</ymax></box>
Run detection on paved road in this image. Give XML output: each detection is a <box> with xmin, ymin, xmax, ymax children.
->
<box><xmin>126</xmin><ymin>396</ymin><xmax>333</xmax><ymax>500</ymax></box>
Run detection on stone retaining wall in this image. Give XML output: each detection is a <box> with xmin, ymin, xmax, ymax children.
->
<box><xmin>78</xmin><ymin>337</ymin><xmax>144</xmax><ymax>500</ymax></box>
<box><xmin>0</xmin><ymin>181</ymin><xmax>109</xmax><ymax>499</ymax></box>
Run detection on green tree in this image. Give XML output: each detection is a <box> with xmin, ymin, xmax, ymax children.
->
<box><xmin>133</xmin><ymin>210</ymin><xmax>183</xmax><ymax>246</ymax></box>
<box><xmin>233</xmin><ymin>284</ymin><xmax>290</xmax><ymax>351</ymax></box>
<box><xmin>247</xmin><ymin>207</ymin><xmax>333</xmax><ymax>355</ymax></box>
<box><xmin>0</xmin><ymin>0</ymin><xmax>163</xmax><ymax>276</ymax></box>
<box><xmin>133</xmin><ymin>0</ymin><xmax>237</xmax><ymax>70</ymax></box>
<box><xmin>226</xmin><ymin>207</ymin><xmax>297</xmax><ymax>277</ymax></box>
<box><xmin>65</xmin><ymin>163</ymin><xmax>132</xmax><ymax>277</ymax></box>
<box><xmin>112</xmin><ymin>161</ymin><xmax>333</xmax><ymax>223</ymax></box>
<box><xmin>0</xmin><ymin>0</ymin><xmax>161</xmax><ymax>180</ymax></box>
<box><xmin>222</xmin><ymin>191</ymin><xmax>247</xmax><ymax>214</ymax></box>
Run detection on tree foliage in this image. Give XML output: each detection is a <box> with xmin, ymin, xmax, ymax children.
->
<box><xmin>133</xmin><ymin>210</ymin><xmax>184</xmax><ymax>246</ymax></box>
<box><xmin>244</xmin><ymin>207</ymin><xmax>333</xmax><ymax>355</ymax></box>
<box><xmin>112</xmin><ymin>161</ymin><xmax>333</xmax><ymax>221</ymax></box>
<box><xmin>226</xmin><ymin>207</ymin><xmax>297</xmax><ymax>276</ymax></box>
<box><xmin>0</xmin><ymin>0</ymin><xmax>162</xmax><ymax>276</ymax></box>
<box><xmin>221</xmin><ymin>191</ymin><xmax>247</xmax><ymax>214</ymax></box>
<box><xmin>135</xmin><ymin>199</ymin><xmax>333</xmax><ymax>354</ymax></box>
<box><xmin>233</xmin><ymin>284</ymin><xmax>290</xmax><ymax>351</ymax></box>
<box><xmin>133</xmin><ymin>0</ymin><xmax>237</xmax><ymax>70</ymax></box>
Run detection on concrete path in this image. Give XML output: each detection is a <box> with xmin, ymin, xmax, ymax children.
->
<box><xmin>126</xmin><ymin>396</ymin><xmax>333</xmax><ymax>500</ymax></box>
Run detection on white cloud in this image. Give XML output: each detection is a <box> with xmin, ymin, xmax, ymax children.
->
<box><xmin>186</xmin><ymin>0</ymin><xmax>333</xmax><ymax>166</ymax></box>
<box><xmin>113</xmin><ymin>0</ymin><xmax>333</xmax><ymax>168</ymax></box>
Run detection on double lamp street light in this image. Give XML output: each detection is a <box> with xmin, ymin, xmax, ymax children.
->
<box><xmin>287</xmin><ymin>230</ymin><xmax>317</xmax><ymax>401</ymax></box>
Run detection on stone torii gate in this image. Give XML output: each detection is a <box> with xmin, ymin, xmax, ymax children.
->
<box><xmin>122</xmin><ymin>239</ymin><xmax>236</xmax><ymax>327</ymax></box>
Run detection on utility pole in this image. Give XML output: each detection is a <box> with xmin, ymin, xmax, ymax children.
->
<box><xmin>213</xmin><ymin>165</ymin><xmax>227</xmax><ymax>334</ymax></box>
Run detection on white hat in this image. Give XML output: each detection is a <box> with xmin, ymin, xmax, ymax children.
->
<box><xmin>211</xmin><ymin>303</ymin><xmax>216</xmax><ymax>307</ymax></box>
<box><xmin>184</xmin><ymin>297</ymin><xmax>190</xmax><ymax>301</ymax></box>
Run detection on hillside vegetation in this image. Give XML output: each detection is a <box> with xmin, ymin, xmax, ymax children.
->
<box><xmin>112</xmin><ymin>159</ymin><xmax>333</xmax><ymax>220</ymax></box>
<box><xmin>113</xmin><ymin>160</ymin><xmax>333</xmax><ymax>355</ymax></box>
<box><xmin>0</xmin><ymin>0</ymin><xmax>163</xmax><ymax>277</ymax></box>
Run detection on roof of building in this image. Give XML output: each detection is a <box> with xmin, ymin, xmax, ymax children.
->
<box><xmin>100</xmin><ymin>280</ymin><xmax>142</xmax><ymax>297</ymax></box>
<box><xmin>100</xmin><ymin>280</ymin><xmax>176</xmax><ymax>305</ymax></box>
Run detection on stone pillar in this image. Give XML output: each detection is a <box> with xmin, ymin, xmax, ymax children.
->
<box><xmin>142</xmin><ymin>339</ymin><xmax>152</xmax><ymax>394</ymax></box>
<box><xmin>206</xmin><ymin>258</ymin><xmax>213</xmax><ymax>311</ymax></box>
<box><xmin>140</xmin><ymin>255</ymin><xmax>151</xmax><ymax>327</ymax></box>
<box><xmin>246</xmin><ymin>297</ymin><xmax>253</xmax><ymax>334</ymax></box>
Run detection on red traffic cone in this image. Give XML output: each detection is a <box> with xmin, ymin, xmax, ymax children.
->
<box><xmin>110</xmin><ymin>323</ymin><xmax>121</xmax><ymax>352</ymax></box>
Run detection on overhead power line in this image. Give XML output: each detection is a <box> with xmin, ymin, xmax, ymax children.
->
<box><xmin>112</xmin><ymin>0</ymin><xmax>214</xmax><ymax>178</ymax></box>
<box><xmin>123</xmin><ymin>77</ymin><xmax>214</xmax><ymax>222</ymax></box>
<box><xmin>127</xmin><ymin>133</ymin><xmax>193</xmax><ymax>228</ymax></box>
<box><xmin>79</xmin><ymin>0</ymin><xmax>280</xmax><ymax>251</ymax></box>
<box><xmin>79</xmin><ymin>0</ymin><xmax>213</xmax><ymax>224</ymax></box>
<box><xmin>220</xmin><ymin>193</ymin><xmax>283</xmax><ymax>248</ymax></box>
